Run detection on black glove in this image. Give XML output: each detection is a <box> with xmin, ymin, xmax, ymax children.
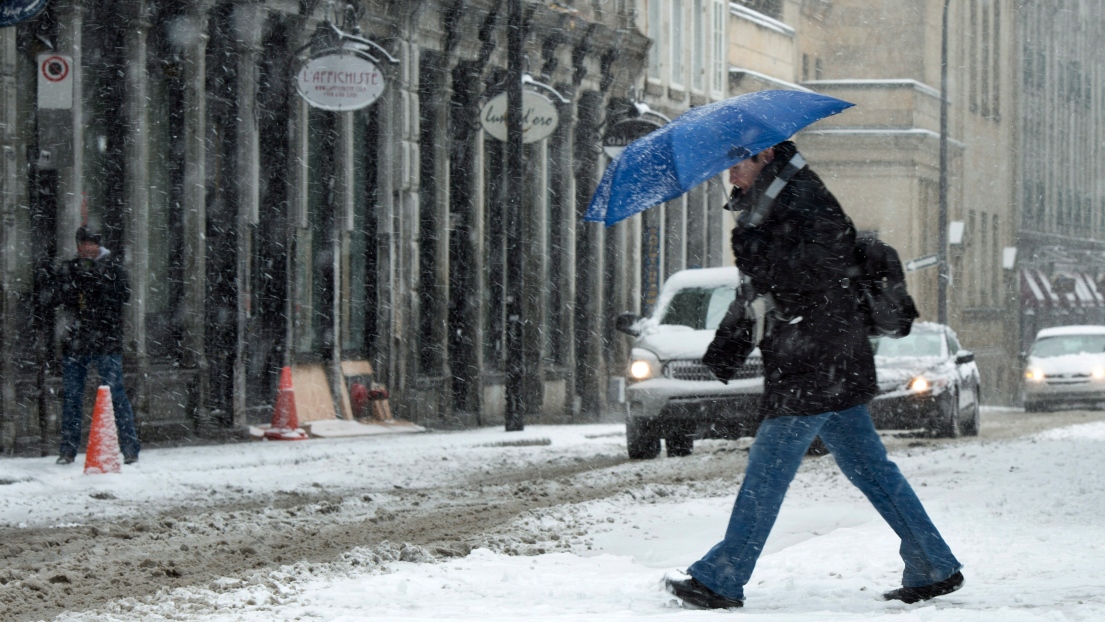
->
<box><xmin>702</xmin><ymin>293</ymin><xmax>756</xmax><ymax>384</ymax></box>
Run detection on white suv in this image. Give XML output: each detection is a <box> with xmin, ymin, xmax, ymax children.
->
<box><xmin>1024</xmin><ymin>325</ymin><xmax>1105</xmax><ymax>411</ymax></box>
<box><xmin>616</xmin><ymin>268</ymin><xmax>763</xmax><ymax>459</ymax></box>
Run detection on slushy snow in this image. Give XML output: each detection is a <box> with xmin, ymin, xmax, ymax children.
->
<box><xmin>4</xmin><ymin>416</ymin><xmax>1105</xmax><ymax>620</ymax></box>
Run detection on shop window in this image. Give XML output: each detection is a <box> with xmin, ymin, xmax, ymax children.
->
<box><xmin>145</xmin><ymin>14</ymin><xmax>187</xmax><ymax>362</ymax></box>
<box><xmin>692</xmin><ymin>0</ymin><xmax>705</xmax><ymax>92</ymax></box>
<box><xmin>647</xmin><ymin>0</ymin><xmax>661</xmax><ymax>79</ymax></box>
<box><xmin>303</xmin><ymin>108</ymin><xmax>339</xmax><ymax>357</ymax></box>
<box><xmin>351</xmin><ymin>108</ymin><xmax>381</xmax><ymax>357</ymax></box>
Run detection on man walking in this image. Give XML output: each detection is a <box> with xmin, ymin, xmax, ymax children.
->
<box><xmin>50</xmin><ymin>226</ymin><xmax>140</xmax><ymax>465</ymax></box>
<box><xmin>665</xmin><ymin>141</ymin><xmax>962</xmax><ymax>608</ymax></box>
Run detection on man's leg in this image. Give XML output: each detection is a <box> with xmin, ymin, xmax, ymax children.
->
<box><xmin>59</xmin><ymin>356</ymin><xmax>90</xmax><ymax>459</ymax></box>
<box><xmin>686</xmin><ymin>414</ymin><xmax>826</xmax><ymax>601</ymax></box>
<box><xmin>94</xmin><ymin>355</ymin><xmax>141</xmax><ymax>460</ymax></box>
<box><xmin>817</xmin><ymin>404</ymin><xmax>961</xmax><ymax>587</ymax></box>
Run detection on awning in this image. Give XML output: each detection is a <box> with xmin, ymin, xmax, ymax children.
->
<box><xmin>1040</xmin><ymin>270</ymin><xmax>1076</xmax><ymax>308</ymax></box>
<box><xmin>1073</xmin><ymin>273</ymin><xmax>1101</xmax><ymax>307</ymax></box>
<box><xmin>1021</xmin><ymin>270</ymin><xmax>1105</xmax><ymax>309</ymax></box>
<box><xmin>1090</xmin><ymin>276</ymin><xmax>1105</xmax><ymax>306</ymax></box>
<box><xmin>1021</xmin><ymin>269</ymin><xmax>1057</xmax><ymax>307</ymax></box>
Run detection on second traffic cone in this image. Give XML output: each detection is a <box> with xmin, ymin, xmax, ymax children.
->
<box><xmin>84</xmin><ymin>386</ymin><xmax>122</xmax><ymax>474</ymax></box>
<box><xmin>265</xmin><ymin>366</ymin><xmax>308</xmax><ymax>441</ymax></box>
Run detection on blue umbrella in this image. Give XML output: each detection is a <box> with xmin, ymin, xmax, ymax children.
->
<box><xmin>584</xmin><ymin>90</ymin><xmax>854</xmax><ymax>226</ymax></box>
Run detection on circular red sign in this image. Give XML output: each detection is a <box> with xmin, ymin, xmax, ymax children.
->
<box><xmin>41</xmin><ymin>55</ymin><xmax>69</xmax><ymax>83</ymax></box>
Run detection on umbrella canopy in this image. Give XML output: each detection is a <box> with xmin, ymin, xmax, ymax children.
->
<box><xmin>584</xmin><ymin>90</ymin><xmax>854</xmax><ymax>226</ymax></box>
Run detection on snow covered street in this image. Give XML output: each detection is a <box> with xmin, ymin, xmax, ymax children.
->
<box><xmin>3</xmin><ymin>408</ymin><xmax>1105</xmax><ymax>621</ymax></box>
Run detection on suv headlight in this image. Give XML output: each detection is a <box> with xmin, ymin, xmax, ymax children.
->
<box><xmin>627</xmin><ymin>349</ymin><xmax>661</xmax><ymax>383</ymax></box>
<box><xmin>1025</xmin><ymin>368</ymin><xmax>1045</xmax><ymax>382</ymax></box>
<box><xmin>908</xmin><ymin>374</ymin><xmax>949</xmax><ymax>394</ymax></box>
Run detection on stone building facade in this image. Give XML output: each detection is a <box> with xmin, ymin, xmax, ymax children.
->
<box><xmin>0</xmin><ymin>0</ymin><xmax>650</xmax><ymax>453</ymax></box>
<box><xmin>1014</xmin><ymin>0</ymin><xmax>1105</xmax><ymax>356</ymax></box>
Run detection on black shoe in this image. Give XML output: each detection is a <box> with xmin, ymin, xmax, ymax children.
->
<box><xmin>56</xmin><ymin>455</ymin><xmax>75</xmax><ymax>465</ymax></box>
<box><xmin>123</xmin><ymin>455</ymin><xmax>139</xmax><ymax>465</ymax></box>
<box><xmin>884</xmin><ymin>571</ymin><xmax>964</xmax><ymax>604</ymax></box>
<box><xmin>665</xmin><ymin>575</ymin><xmax>744</xmax><ymax>610</ymax></box>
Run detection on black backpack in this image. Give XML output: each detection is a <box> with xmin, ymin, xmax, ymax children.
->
<box><xmin>853</xmin><ymin>238</ymin><xmax>919</xmax><ymax>338</ymax></box>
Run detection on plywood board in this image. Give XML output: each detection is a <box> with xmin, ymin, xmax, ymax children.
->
<box><xmin>291</xmin><ymin>364</ymin><xmax>336</xmax><ymax>423</ymax></box>
<box><xmin>341</xmin><ymin>360</ymin><xmax>374</xmax><ymax>376</ymax></box>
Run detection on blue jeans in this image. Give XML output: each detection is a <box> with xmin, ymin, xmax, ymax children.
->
<box><xmin>60</xmin><ymin>355</ymin><xmax>141</xmax><ymax>459</ymax></box>
<box><xmin>688</xmin><ymin>404</ymin><xmax>961</xmax><ymax>600</ymax></box>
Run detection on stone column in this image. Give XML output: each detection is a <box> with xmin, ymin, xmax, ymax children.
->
<box><xmin>606</xmin><ymin>211</ymin><xmax>629</xmax><ymax>380</ymax></box>
<box><xmin>55</xmin><ymin>0</ymin><xmax>84</xmax><ymax>261</ymax></box>
<box><xmin>231</xmin><ymin>3</ymin><xmax>264</xmax><ymax>430</ymax></box>
<box><xmin>178</xmin><ymin>3</ymin><xmax>209</xmax><ymax>428</ymax></box>
<box><xmin>122</xmin><ymin>0</ymin><xmax>151</xmax><ymax>423</ymax></box>
<box><xmin>705</xmin><ymin>177</ymin><xmax>725</xmax><ymax>267</ymax></box>
<box><xmin>334</xmin><ymin>111</ymin><xmax>355</xmax><ymax>416</ymax></box>
<box><xmin>574</xmin><ymin>90</ymin><xmax>606</xmax><ymax>419</ymax></box>
<box><xmin>521</xmin><ymin>139</ymin><xmax>548</xmax><ymax>415</ymax></box>
<box><xmin>664</xmin><ymin>194</ymin><xmax>687</xmax><ymax>278</ymax></box>
<box><xmin>288</xmin><ymin>96</ymin><xmax>309</xmax><ymax>366</ymax></box>
<box><xmin>446</xmin><ymin>60</ymin><xmax>485</xmax><ymax>423</ymax></box>
<box><xmin>552</xmin><ymin>88</ymin><xmax>577</xmax><ymax>419</ymax></box>
<box><xmin>0</xmin><ymin>26</ymin><xmax>20</xmax><ymax>452</ymax></box>
<box><xmin>380</xmin><ymin>38</ymin><xmax>420</xmax><ymax>417</ymax></box>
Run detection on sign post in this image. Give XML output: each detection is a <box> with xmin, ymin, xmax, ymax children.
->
<box><xmin>905</xmin><ymin>253</ymin><xmax>940</xmax><ymax>272</ymax></box>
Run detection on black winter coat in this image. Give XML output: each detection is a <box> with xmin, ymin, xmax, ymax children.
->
<box><xmin>731</xmin><ymin>143</ymin><xmax>877</xmax><ymax>418</ymax></box>
<box><xmin>50</xmin><ymin>250</ymin><xmax>131</xmax><ymax>356</ymax></box>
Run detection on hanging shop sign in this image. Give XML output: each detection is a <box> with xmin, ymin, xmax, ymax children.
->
<box><xmin>296</xmin><ymin>52</ymin><xmax>385</xmax><ymax>111</ymax></box>
<box><xmin>603</xmin><ymin>118</ymin><xmax>663</xmax><ymax>159</ymax></box>
<box><xmin>0</xmin><ymin>0</ymin><xmax>48</xmax><ymax>27</ymax></box>
<box><xmin>480</xmin><ymin>91</ymin><xmax>559</xmax><ymax>144</ymax></box>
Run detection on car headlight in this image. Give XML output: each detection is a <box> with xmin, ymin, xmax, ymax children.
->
<box><xmin>908</xmin><ymin>375</ymin><xmax>948</xmax><ymax>394</ymax></box>
<box><xmin>1025</xmin><ymin>368</ymin><xmax>1045</xmax><ymax>382</ymax></box>
<box><xmin>1094</xmin><ymin>367</ymin><xmax>1105</xmax><ymax>380</ymax></box>
<box><xmin>627</xmin><ymin>349</ymin><xmax>661</xmax><ymax>383</ymax></box>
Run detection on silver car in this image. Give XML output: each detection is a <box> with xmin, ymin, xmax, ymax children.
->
<box><xmin>1023</xmin><ymin>325</ymin><xmax>1105</xmax><ymax>412</ymax></box>
<box><xmin>616</xmin><ymin>268</ymin><xmax>763</xmax><ymax>459</ymax></box>
<box><xmin>867</xmin><ymin>322</ymin><xmax>981</xmax><ymax>437</ymax></box>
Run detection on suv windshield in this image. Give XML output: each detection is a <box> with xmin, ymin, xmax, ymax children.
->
<box><xmin>1031</xmin><ymin>334</ymin><xmax>1105</xmax><ymax>358</ymax></box>
<box><xmin>872</xmin><ymin>330</ymin><xmax>944</xmax><ymax>358</ymax></box>
<box><xmin>660</xmin><ymin>286</ymin><xmax>737</xmax><ymax>330</ymax></box>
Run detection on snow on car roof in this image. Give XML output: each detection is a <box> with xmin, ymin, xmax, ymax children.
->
<box><xmin>1036</xmin><ymin>325</ymin><xmax>1105</xmax><ymax>339</ymax></box>
<box><xmin>660</xmin><ymin>267</ymin><xmax>740</xmax><ymax>292</ymax></box>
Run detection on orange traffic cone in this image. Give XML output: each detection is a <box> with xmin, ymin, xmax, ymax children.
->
<box><xmin>265</xmin><ymin>366</ymin><xmax>308</xmax><ymax>441</ymax></box>
<box><xmin>84</xmin><ymin>386</ymin><xmax>122</xmax><ymax>474</ymax></box>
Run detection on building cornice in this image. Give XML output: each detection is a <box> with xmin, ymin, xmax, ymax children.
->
<box><xmin>729</xmin><ymin>3</ymin><xmax>794</xmax><ymax>37</ymax></box>
<box><xmin>729</xmin><ymin>67</ymin><xmax>810</xmax><ymax>92</ymax></box>
<box><xmin>803</xmin><ymin>128</ymin><xmax>966</xmax><ymax>150</ymax></box>
<box><xmin>803</xmin><ymin>79</ymin><xmax>943</xmax><ymax>101</ymax></box>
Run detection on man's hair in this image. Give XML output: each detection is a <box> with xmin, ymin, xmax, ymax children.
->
<box><xmin>75</xmin><ymin>226</ymin><xmax>101</xmax><ymax>245</ymax></box>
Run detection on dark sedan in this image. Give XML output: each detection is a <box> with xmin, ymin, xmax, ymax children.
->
<box><xmin>868</xmin><ymin>322</ymin><xmax>981</xmax><ymax>437</ymax></box>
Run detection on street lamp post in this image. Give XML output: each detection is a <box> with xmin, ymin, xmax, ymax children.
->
<box><xmin>938</xmin><ymin>0</ymin><xmax>950</xmax><ymax>325</ymax></box>
<box><xmin>504</xmin><ymin>0</ymin><xmax>525</xmax><ymax>431</ymax></box>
